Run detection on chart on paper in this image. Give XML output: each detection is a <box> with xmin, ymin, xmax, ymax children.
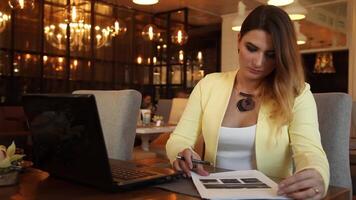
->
<box><xmin>191</xmin><ymin>170</ymin><xmax>289</xmax><ymax>199</ymax></box>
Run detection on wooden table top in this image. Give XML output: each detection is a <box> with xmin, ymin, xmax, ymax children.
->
<box><xmin>0</xmin><ymin>158</ymin><xmax>350</xmax><ymax>200</ymax></box>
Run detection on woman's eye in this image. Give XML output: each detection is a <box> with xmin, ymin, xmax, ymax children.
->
<box><xmin>246</xmin><ymin>45</ymin><xmax>257</xmax><ymax>52</ymax></box>
<box><xmin>265</xmin><ymin>52</ymin><xmax>275</xmax><ymax>59</ymax></box>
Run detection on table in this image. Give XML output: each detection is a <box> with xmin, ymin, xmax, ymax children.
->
<box><xmin>0</xmin><ymin>164</ymin><xmax>350</xmax><ymax>200</ymax></box>
<box><xmin>136</xmin><ymin>124</ymin><xmax>176</xmax><ymax>151</ymax></box>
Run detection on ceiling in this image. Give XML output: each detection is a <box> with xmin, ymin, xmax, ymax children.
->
<box><xmin>105</xmin><ymin>0</ymin><xmax>347</xmax><ymax>24</ymax></box>
<box><xmin>101</xmin><ymin>0</ymin><xmax>348</xmax><ymax>49</ymax></box>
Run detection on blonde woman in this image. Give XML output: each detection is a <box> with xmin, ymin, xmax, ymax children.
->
<box><xmin>166</xmin><ymin>5</ymin><xmax>329</xmax><ymax>200</ymax></box>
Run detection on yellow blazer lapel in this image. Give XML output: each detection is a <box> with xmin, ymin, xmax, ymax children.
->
<box><xmin>204</xmin><ymin>70</ymin><xmax>237</xmax><ymax>164</ymax></box>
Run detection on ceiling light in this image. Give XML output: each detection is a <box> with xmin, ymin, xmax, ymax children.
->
<box><xmin>232</xmin><ymin>1</ymin><xmax>246</xmax><ymax>32</ymax></box>
<box><xmin>285</xmin><ymin>0</ymin><xmax>307</xmax><ymax>21</ymax></box>
<box><xmin>141</xmin><ymin>24</ymin><xmax>160</xmax><ymax>41</ymax></box>
<box><xmin>268</xmin><ymin>0</ymin><xmax>294</xmax><ymax>6</ymax></box>
<box><xmin>132</xmin><ymin>0</ymin><xmax>159</xmax><ymax>5</ymax></box>
<box><xmin>294</xmin><ymin>22</ymin><xmax>306</xmax><ymax>45</ymax></box>
<box><xmin>171</xmin><ymin>27</ymin><xmax>188</xmax><ymax>45</ymax></box>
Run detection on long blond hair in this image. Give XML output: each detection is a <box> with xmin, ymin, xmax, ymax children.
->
<box><xmin>240</xmin><ymin>5</ymin><xmax>305</xmax><ymax>127</ymax></box>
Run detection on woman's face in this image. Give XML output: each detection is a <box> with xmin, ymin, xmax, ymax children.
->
<box><xmin>238</xmin><ymin>29</ymin><xmax>276</xmax><ymax>81</ymax></box>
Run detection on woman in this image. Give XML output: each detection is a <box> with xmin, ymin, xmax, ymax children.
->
<box><xmin>166</xmin><ymin>5</ymin><xmax>329</xmax><ymax>200</ymax></box>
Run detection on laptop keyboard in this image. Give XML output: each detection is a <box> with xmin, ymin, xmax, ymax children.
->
<box><xmin>111</xmin><ymin>166</ymin><xmax>156</xmax><ymax>181</ymax></box>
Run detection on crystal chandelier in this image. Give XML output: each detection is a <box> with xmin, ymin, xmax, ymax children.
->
<box><xmin>44</xmin><ymin>5</ymin><xmax>126</xmax><ymax>51</ymax></box>
<box><xmin>0</xmin><ymin>12</ymin><xmax>11</xmax><ymax>33</ymax></box>
<box><xmin>8</xmin><ymin>0</ymin><xmax>35</xmax><ymax>10</ymax></box>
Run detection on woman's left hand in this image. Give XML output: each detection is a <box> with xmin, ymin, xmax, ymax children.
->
<box><xmin>277</xmin><ymin>169</ymin><xmax>324</xmax><ymax>200</ymax></box>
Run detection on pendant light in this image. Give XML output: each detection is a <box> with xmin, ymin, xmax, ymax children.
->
<box><xmin>232</xmin><ymin>1</ymin><xmax>247</xmax><ymax>32</ymax></box>
<box><xmin>285</xmin><ymin>0</ymin><xmax>307</xmax><ymax>21</ymax></box>
<box><xmin>112</xmin><ymin>19</ymin><xmax>127</xmax><ymax>37</ymax></box>
<box><xmin>142</xmin><ymin>23</ymin><xmax>160</xmax><ymax>41</ymax></box>
<box><xmin>268</xmin><ymin>0</ymin><xmax>294</xmax><ymax>6</ymax></box>
<box><xmin>132</xmin><ymin>0</ymin><xmax>159</xmax><ymax>5</ymax></box>
<box><xmin>171</xmin><ymin>27</ymin><xmax>188</xmax><ymax>45</ymax></box>
<box><xmin>294</xmin><ymin>22</ymin><xmax>306</xmax><ymax>45</ymax></box>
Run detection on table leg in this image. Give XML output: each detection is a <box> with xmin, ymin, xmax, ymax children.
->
<box><xmin>140</xmin><ymin>135</ymin><xmax>151</xmax><ymax>151</ymax></box>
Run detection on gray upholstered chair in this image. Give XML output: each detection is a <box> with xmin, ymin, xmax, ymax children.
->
<box><xmin>313</xmin><ymin>93</ymin><xmax>352</xmax><ymax>195</ymax></box>
<box><xmin>352</xmin><ymin>101</ymin><xmax>356</xmax><ymax>138</ymax></box>
<box><xmin>73</xmin><ymin>90</ymin><xmax>141</xmax><ymax>161</ymax></box>
<box><xmin>155</xmin><ymin>99</ymin><xmax>172</xmax><ymax>124</ymax></box>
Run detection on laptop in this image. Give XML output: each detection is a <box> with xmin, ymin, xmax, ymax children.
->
<box><xmin>22</xmin><ymin>93</ymin><xmax>180</xmax><ymax>191</ymax></box>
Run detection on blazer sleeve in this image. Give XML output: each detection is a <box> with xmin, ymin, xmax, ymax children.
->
<box><xmin>288</xmin><ymin>84</ymin><xmax>330</xmax><ymax>196</ymax></box>
<box><xmin>166</xmin><ymin>78</ymin><xmax>205</xmax><ymax>164</ymax></box>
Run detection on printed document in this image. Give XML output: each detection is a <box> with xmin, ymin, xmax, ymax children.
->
<box><xmin>191</xmin><ymin>170</ymin><xmax>289</xmax><ymax>199</ymax></box>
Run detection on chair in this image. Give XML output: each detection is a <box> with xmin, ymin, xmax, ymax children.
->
<box><xmin>168</xmin><ymin>98</ymin><xmax>189</xmax><ymax>125</ymax></box>
<box><xmin>73</xmin><ymin>90</ymin><xmax>141</xmax><ymax>161</ymax></box>
<box><xmin>313</xmin><ymin>93</ymin><xmax>352</xmax><ymax>195</ymax></box>
<box><xmin>155</xmin><ymin>99</ymin><xmax>172</xmax><ymax>124</ymax></box>
<box><xmin>352</xmin><ymin>101</ymin><xmax>356</xmax><ymax>138</ymax></box>
<box><xmin>149</xmin><ymin>98</ymin><xmax>189</xmax><ymax>158</ymax></box>
<box><xmin>0</xmin><ymin>106</ymin><xmax>31</xmax><ymax>156</ymax></box>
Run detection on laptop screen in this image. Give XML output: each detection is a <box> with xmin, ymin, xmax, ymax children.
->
<box><xmin>23</xmin><ymin>94</ymin><xmax>115</xmax><ymax>189</ymax></box>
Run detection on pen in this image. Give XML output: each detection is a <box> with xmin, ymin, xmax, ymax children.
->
<box><xmin>176</xmin><ymin>155</ymin><xmax>212</xmax><ymax>166</ymax></box>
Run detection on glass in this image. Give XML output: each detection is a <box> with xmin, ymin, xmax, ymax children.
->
<box><xmin>94</xmin><ymin>3</ymin><xmax>114</xmax><ymax>60</ymax></box>
<box><xmin>43</xmin><ymin>78</ymin><xmax>67</xmax><ymax>93</ymax></box>
<box><xmin>43</xmin><ymin>56</ymin><xmax>67</xmax><ymax>79</ymax></box>
<box><xmin>94</xmin><ymin>61</ymin><xmax>113</xmax><ymax>83</ymax></box>
<box><xmin>140</xmin><ymin>109</ymin><xmax>151</xmax><ymax>125</ymax></box>
<box><xmin>13</xmin><ymin>53</ymin><xmax>41</xmax><ymax>78</ymax></box>
<box><xmin>114</xmin><ymin>63</ymin><xmax>125</xmax><ymax>86</ymax></box>
<box><xmin>170</xmin><ymin>65</ymin><xmax>182</xmax><ymax>84</ymax></box>
<box><xmin>69</xmin><ymin>59</ymin><xmax>92</xmax><ymax>81</ymax></box>
<box><xmin>153</xmin><ymin>66</ymin><xmax>160</xmax><ymax>84</ymax></box>
<box><xmin>133</xmin><ymin>65</ymin><xmax>150</xmax><ymax>85</ymax></box>
<box><xmin>0</xmin><ymin>4</ymin><xmax>11</xmax><ymax>48</ymax></box>
<box><xmin>14</xmin><ymin>77</ymin><xmax>41</xmax><ymax>95</ymax></box>
<box><xmin>0</xmin><ymin>51</ymin><xmax>10</xmax><ymax>76</ymax></box>
<box><xmin>43</xmin><ymin>3</ymin><xmax>66</xmax><ymax>55</ymax></box>
<box><xmin>69</xmin><ymin>1</ymin><xmax>91</xmax><ymax>57</ymax></box>
<box><xmin>14</xmin><ymin>3</ymin><xmax>41</xmax><ymax>51</ymax></box>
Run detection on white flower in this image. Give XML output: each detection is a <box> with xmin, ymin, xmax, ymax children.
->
<box><xmin>0</xmin><ymin>142</ymin><xmax>25</xmax><ymax>169</ymax></box>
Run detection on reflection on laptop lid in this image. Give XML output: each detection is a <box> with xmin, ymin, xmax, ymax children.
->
<box><xmin>22</xmin><ymin>94</ymin><xmax>178</xmax><ymax>191</ymax></box>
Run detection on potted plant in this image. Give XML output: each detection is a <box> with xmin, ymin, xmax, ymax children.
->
<box><xmin>0</xmin><ymin>142</ymin><xmax>25</xmax><ymax>186</ymax></box>
<box><xmin>152</xmin><ymin>115</ymin><xmax>164</xmax><ymax>126</ymax></box>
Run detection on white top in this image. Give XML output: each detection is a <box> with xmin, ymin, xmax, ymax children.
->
<box><xmin>216</xmin><ymin>125</ymin><xmax>257</xmax><ymax>171</ymax></box>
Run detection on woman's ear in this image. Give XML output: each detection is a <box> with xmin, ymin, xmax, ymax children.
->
<box><xmin>237</xmin><ymin>33</ymin><xmax>241</xmax><ymax>53</ymax></box>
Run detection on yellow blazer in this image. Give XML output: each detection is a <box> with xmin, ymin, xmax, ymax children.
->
<box><xmin>166</xmin><ymin>70</ymin><xmax>329</xmax><ymax>193</ymax></box>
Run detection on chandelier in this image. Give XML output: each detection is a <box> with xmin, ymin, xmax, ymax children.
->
<box><xmin>44</xmin><ymin>5</ymin><xmax>126</xmax><ymax>51</ymax></box>
<box><xmin>0</xmin><ymin>12</ymin><xmax>11</xmax><ymax>33</ymax></box>
<box><xmin>8</xmin><ymin>0</ymin><xmax>35</xmax><ymax>10</ymax></box>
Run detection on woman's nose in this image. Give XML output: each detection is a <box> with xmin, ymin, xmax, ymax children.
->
<box><xmin>253</xmin><ymin>52</ymin><xmax>264</xmax><ymax>67</ymax></box>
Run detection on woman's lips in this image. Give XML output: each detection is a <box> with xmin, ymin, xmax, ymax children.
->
<box><xmin>248</xmin><ymin>67</ymin><xmax>263</xmax><ymax>74</ymax></box>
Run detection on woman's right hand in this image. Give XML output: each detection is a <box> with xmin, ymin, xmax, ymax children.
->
<box><xmin>172</xmin><ymin>148</ymin><xmax>209</xmax><ymax>177</ymax></box>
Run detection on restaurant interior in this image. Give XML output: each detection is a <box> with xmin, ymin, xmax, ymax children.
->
<box><xmin>0</xmin><ymin>0</ymin><xmax>355</xmax><ymax>199</ymax></box>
